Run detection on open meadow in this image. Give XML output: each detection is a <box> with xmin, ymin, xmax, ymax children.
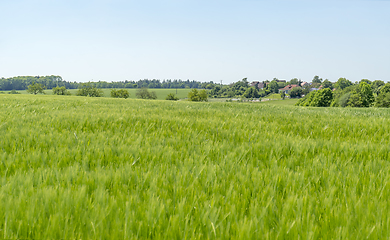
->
<box><xmin>1</xmin><ymin>94</ymin><xmax>390</xmax><ymax>239</ymax></box>
<box><xmin>5</xmin><ymin>88</ymin><xmax>192</xmax><ymax>100</ymax></box>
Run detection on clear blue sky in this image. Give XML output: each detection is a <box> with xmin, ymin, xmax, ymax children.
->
<box><xmin>1</xmin><ymin>0</ymin><xmax>389</xmax><ymax>83</ymax></box>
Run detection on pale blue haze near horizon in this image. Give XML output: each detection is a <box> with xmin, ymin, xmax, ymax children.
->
<box><xmin>1</xmin><ymin>0</ymin><xmax>389</xmax><ymax>84</ymax></box>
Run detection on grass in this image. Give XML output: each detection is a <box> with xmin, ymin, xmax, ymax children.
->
<box><xmin>1</xmin><ymin>94</ymin><xmax>390</xmax><ymax>239</ymax></box>
<box><xmin>4</xmin><ymin>88</ymin><xmax>192</xmax><ymax>100</ymax></box>
<box><xmin>261</xmin><ymin>98</ymin><xmax>299</xmax><ymax>105</ymax></box>
<box><xmin>264</xmin><ymin>93</ymin><xmax>282</xmax><ymax>100</ymax></box>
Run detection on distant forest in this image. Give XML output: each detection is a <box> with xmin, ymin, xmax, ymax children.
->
<box><xmin>0</xmin><ymin>76</ymin><xmax>216</xmax><ymax>91</ymax></box>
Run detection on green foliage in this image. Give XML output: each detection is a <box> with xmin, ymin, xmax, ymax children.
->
<box><xmin>347</xmin><ymin>82</ymin><xmax>374</xmax><ymax>108</ymax></box>
<box><xmin>205</xmin><ymin>84</ymin><xmax>214</xmax><ymax>89</ymax></box>
<box><xmin>226</xmin><ymin>90</ymin><xmax>235</xmax><ymax>98</ymax></box>
<box><xmin>188</xmin><ymin>89</ymin><xmax>208</xmax><ymax>102</ymax></box>
<box><xmin>280</xmin><ymin>91</ymin><xmax>286</xmax><ymax>100</ymax></box>
<box><xmin>198</xmin><ymin>89</ymin><xmax>208</xmax><ymax>102</ymax></box>
<box><xmin>297</xmin><ymin>88</ymin><xmax>333</xmax><ymax>107</ymax></box>
<box><xmin>188</xmin><ymin>89</ymin><xmax>200</xmax><ymax>101</ymax></box>
<box><xmin>268</xmin><ymin>80</ymin><xmax>279</xmax><ymax>94</ymax></box>
<box><xmin>27</xmin><ymin>82</ymin><xmax>46</xmax><ymax>95</ymax></box>
<box><xmin>165</xmin><ymin>93</ymin><xmax>179</xmax><ymax>101</ymax></box>
<box><xmin>312</xmin><ymin>75</ymin><xmax>323</xmax><ymax>84</ymax></box>
<box><xmin>135</xmin><ymin>88</ymin><xmax>157</xmax><ymax>99</ymax></box>
<box><xmin>0</xmin><ymin>75</ymin><xmax>219</xmax><ymax>91</ymax></box>
<box><xmin>53</xmin><ymin>86</ymin><xmax>71</xmax><ymax>95</ymax></box>
<box><xmin>321</xmin><ymin>79</ymin><xmax>333</xmax><ymax>89</ymax></box>
<box><xmin>338</xmin><ymin>92</ymin><xmax>352</xmax><ymax>107</ymax></box>
<box><xmin>209</xmin><ymin>85</ymin><xmax>221</xmax><ymax>98</ymax></box>
<box><xmin>110</xmin><ymin>89</ymin><xmax>130</xmax><ymax>99</ymax></box>
<box><xmin>334</xmin><ymin>77</ymin><xmax>352</xmax><ymax>90</ymax></box>
<box><xmin>231</xmin><ymin>78</ymin><xmax>250</xmax><ymax>96</ymax></box>
<box><xmin>310</xmin><ymin>88</ymin><xmax>333</xmax><ymax>107</ymax></box>
<box><xmin>360</xmin><ymin>79</ymin><xmax>372</xmax><ymax>85</ymax></box>
<box><xmin>289</xmin><ymin>78</ymin><xmax>299</xmax><ymax>85</ymax></box>
<box><xmin>243</xmin><ymin>87</ymin><xmax>259</xmax><ymax>98</ymax></box>
<box><xmin>208</xmin><ymin>85</ymin><xmax>237</xmax><ymax>98</ymax></box>
<box><xmin>372</xmin><ymin>80</ymin><xmax>385</xmax><ymax>95</ymax></box>
<box><xmin>0</xmin><ymin>75</ymin><xmax>71</xmax><ymax>91</ymax></box>
<box><xmin>331</xmin><ymin>84</ymin><xmax>358</xmax><ymax>107</ymax></box>
<box><xmin>375</xmin><ymin>83</ymin><xmax>390</xmax><ymax>107</ymax></box>
<box><xmin>76</xmin><ymin>83</ymin><xmax>103</xmax><ymax>97</ymax></box>
<box><xmin>296</xmin><ymin>91</ymin><xmax>314</xmax><ymax>106</ymax></box>
<box><xmin>8</xmin><ymin>90</ymin><xmax>21</xmax><ymax>94</ymax></box>
<box><xmin>375</xmin><ymin>93</ymin><xmax>390</xmax><ymax>108</ymax></box>
<box><xmin>289</xmin><ymin>87</ymin><xmax>303</xmax><ymax>98</ymax></box>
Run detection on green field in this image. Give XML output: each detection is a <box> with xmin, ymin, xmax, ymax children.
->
<box><xmin>261</xmin><ymin>98</ymin><xmax>299</xmax><ymax>105</ymax></box>
<box><xmin>4</xmin><ymin>88</ymin><xmax>192</xmax><ymax>100</ymax></box>
<box><xmin>264</xmin><ymin>93</ymin><xmax>282</xmax><ymax>100</ymax></box>
<box><xmin>1</xmin><ymin>94</ymin><xmax>390</xmax><ymax>239</ymax></box>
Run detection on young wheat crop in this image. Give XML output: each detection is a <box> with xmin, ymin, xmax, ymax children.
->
<box><xmin>1</xmin><ymin>94</ymin><xmax>390</xmax><ymax>239</ymax></box>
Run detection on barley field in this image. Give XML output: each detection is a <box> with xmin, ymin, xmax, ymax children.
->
<box><xmin>1</xmin><ymin>94</ymin><xmax>390</xmax><ymax>239</ymax></box>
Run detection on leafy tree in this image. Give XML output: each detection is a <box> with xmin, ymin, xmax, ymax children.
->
<box><xmin>198</xmin><ymin>90</ymin><xmax>208</xmax><ymax>101</ymax></box>
<box><xmin>166</xmin><ymin>93</ymin><xmax>179</xmax><ymax>101</ymax></box>
<box><xmin>375</xmin><ymin>83</ymin><xmax>390</xmax><ymax>108</ymax></box>
<box><xmin>136</xmin><ymin>88</ymin><xmax>157</xmax><ymax>99</ymax></box>
<box><xmin>372</xmin><ymin>80</ymin><xmax>385</xmax><ymax>95</ymax></box>
<box><xmin>334</xmin><ymin>77</ymin><xmax>352</xmax><ymax>90</ymax></box>
<box><xmin>8</xmin><ymin>90</ymin><xmax>20</xmax><ymax>94</ymax></box>
<box><xmin>289</xmin><ymin>78</ymin><xmax>299</xmax><ymax>85</ymax></box>
<box><xmin>312</xmin><ymin>75</ymin><xmax>323</xmax><ymax>84</ymax></box>
<box><xmin>338</xmin><ymin>92</ymin><xmax>352</xmax><ymax>107</ymax></box>
<box><xmin>310</xmin><ymin>88</ymin><xmax>333</xmax><ymax>107</ymax></box>
<box><xmin>76</xmin><ymin>83</ymin><xmax>103</xmax><ymax>97</ymax></box>
<box><xmin>53</xmin><ymin>86</ymin><xmax>71</xmax><ymax>95</ymax></box>
<box><xmin>188</xmin><ymin>89</ymin><xmax>208</xmax><ymax>102</ymax></box>
<box><xmin>360</xmin><ymin>79</ymin><xmax>372</xmax><ymax>85</ymax></box>
<box><xmin>231</xmin><ymin>78</ymin><xmax>249</xmax><ymax>96</ymax></box>
<box><xmin>205</xmin><ymin>84</ymin><xmax>214</xmax><ymax>89</ymax></box>
<box><xmin>268</xmin><ymin>80</ymin><xmax>279</xmax><ymax>94</ymax></box>
<box><xmin>277</xmin><ymin>82</ymin><xmax>287</xmax><ymax>89</ymax></box>
<box><xmin>330</xmin><ymin>84</ymin><xmax>358</xmax><ymax>107</ymax></box>
<box><xmin>188</xmin><ymin>89</ymin><xmax>200</xmax><ymax>101</ymax></box>
<box><xmin>302</xmin><ymin>85</ymin><xmax>311</xmax><ymax>95</ymax></box>
<box><xmin>280</xmin><ymin>91</ymin><xmax>285</xmax><ymax>100</ymax></box>
<box><xmin>111</xmin><ymin>89</ymin><xmax>129</xmax><ymax>99</ymax></box>
<box><xmin>226</xmin><ymin>90</ymin><xmax>235</xmax><ymax>98</ymax></box>
<box><xmin>297</xmin><ymin>88</ymin><xmax>333</xmax><ymax>107</ymax></box>
<box><xmin>289</xmin><ymin>87</ymin><xmax>303</xmax><ymax>98</ymax></box>
<box><xmin>27</xmin><ymin>82</ymin><xmax>46</xmax><ymax>95</ymax></box>
<box><xmin>321</xmin><ymin>79</ymin><xmax>333</xmax><ymax>89</ymax></box>
<box><xmin>347</xmin><ymin>82</ymin><xmax>374</xmax><ymax>107</ymax></box>
<box><xmin>209</xmin><ymin>85</ymin><xmax>221</xmax><ymax>98</ymax></box>
<box><xmin>296</xmin><ymin>91</ymin><xmax>314</xmax><ymax>106</ymax></box>
<box><xmin>243</xmin><ymin>87</ymin><xmax>259</xmax><ymax>98</ymax></box>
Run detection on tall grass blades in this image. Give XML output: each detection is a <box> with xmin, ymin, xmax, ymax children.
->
<box><xmin>0</xmin><ymin>94</ymin><xmax>390</xmax><ymax>239</ymax></box>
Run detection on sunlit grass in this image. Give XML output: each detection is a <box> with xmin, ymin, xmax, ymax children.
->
<box><xmin>261</xmin><ymin>98</ymin><xmax>299</xmax><ymax>105</ymax></box>
<box><xmin>3</xmin><ymin>88</ymin><xmax>192</xmax><ymax>100</ymax></box>
<box><xmin>1</xmin><ymin>94</ymin><xmax>390</xmax><ymax>239</ymax></box>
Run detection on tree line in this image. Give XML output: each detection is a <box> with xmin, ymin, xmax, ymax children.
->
<box><xmin>0</xmin><ymin>76</ymin><xmax>216</xmax><ymax>91</ymax></box>
<box><xmin>208</xmin><ymin>76</ymin><xmax>388</xmax><ymax>102</ymax></box>
<box><xmin>296</xmin><ymin>79</ymin><xmax>390</xmax><ymax>108</ymax></box>
<box><xmin>0</xmin><ymin>76</ymin><xmax>78</xmax><ymax>90</ymax></box>
<box><xmin>209</xmin><ymin>77</ymin><xmax>300</xmax><ymax>99</ymax></box>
